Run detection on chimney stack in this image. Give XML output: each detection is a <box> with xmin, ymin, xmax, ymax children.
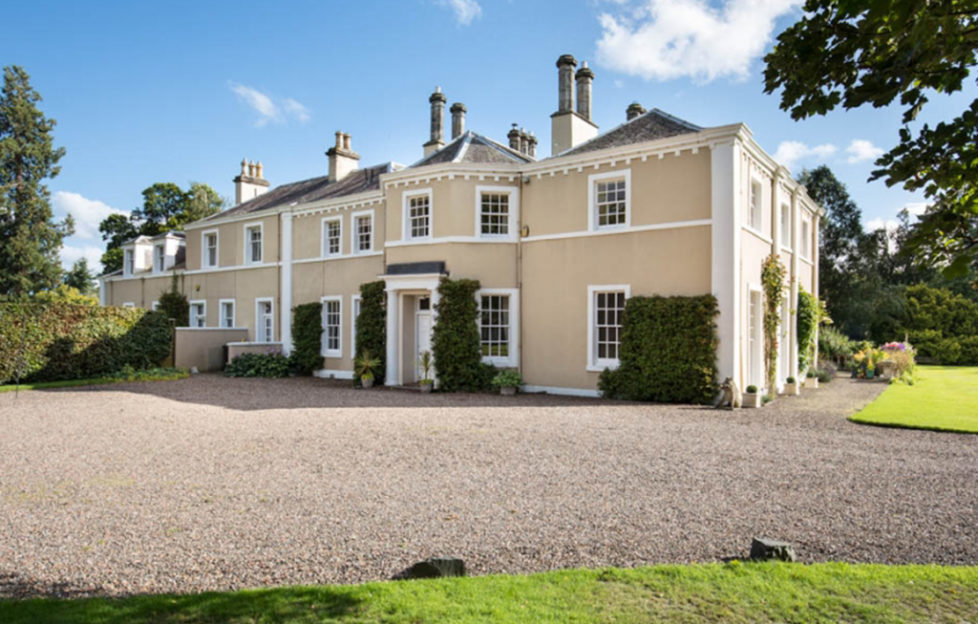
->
<box><xmin>423</xmin><ymin>87</ymin><xmax>447</xmax><ymax>156</ymax></box>
<box><xmin>508</xmin><ymin>123</ymin><xmax>521</xmax><ymax>151</ymax></box>
<box><xmin>326</xmin><ymin>131</ymin><xmax>361</xmax><ymax>182</ymax></box>
<box><xmin>233</xmin><ymin>157</ymin><xmax>270</xmax><ymax>205</ymax></box>
<box><xmin>528</xmin><ymin>132</ymin><xmax>537</xmax><ymax>158</ymax></box>
<box><xmin>575</xmin><ymin>61</ymin><xmax>594</xmax><ymax>121</ymax></box>
<box><xmin>627</xmin><ymin>102</ymin><xmax>647</xmax><ymax>121</ymax></box>
<box><xmin>450</xmin><ymin>102</ymin><xmax>466</xmax><ymax>140</ymax></box>
<box><xmin>556</xmin><ymin>54</ymin><xmax>577</xmax><ymax>113</ymax></box>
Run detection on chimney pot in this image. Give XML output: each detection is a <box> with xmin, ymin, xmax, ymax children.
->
<box><xmin>575</xmin><ymin>61</ymin><xmax>595</xmax><ymax>121</ymax></box>
<box><xmin>327</xmin><ymin>130</ymin><xmax>360</xmax><ymax>182</ymax></box>
<box><xmin>343</xmin><ymin>133</ymin><xmax>351</xmax><ymax>150</ymax></box>
<box><xmin>256</xmin><ymin>161</ymin><xmax>263</xmax><ymax>179</ymax></box>
<box><xmin>240</xmin><ymin>158</ymin><xmax>247</xmax><ymax>175</ymax></box>
<box><xmin>335</xmin><ymin>131</ymin><xmax>343</xmax><ymax>149</ymax></box>
<box><xmin>508</xmin><ymin>123</ymin><xmax>521</xmax><ymax>151</ymax></box>
<box><xmin>450</xmin><ymin>102</ymin><xmax>466</xmax><ymax>140</ymax></box>
<box><xmin>424</xmin><ymin>87</ymin><xmax>448</xmax><ymax>156</ymax></box>
<box><xmin>247</xmin><ymin>161</ymin><xmax>255</xmax><ymax>177</ymax></box>
<box><xmin>556</xmin><ymin>54</ymin><xmax>577</xmax><ymax>113</ymax></box>
<box><xmin>626</xmin><ymin>102</ymin><xmax>647</xmax><ymax>121</ymax></box>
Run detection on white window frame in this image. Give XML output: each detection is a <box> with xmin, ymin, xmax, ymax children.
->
<box><xmin>122</xmin><ymin>301</ymin><xmax>135</xmax><ymax>308</ymax></box>
<box><xmin>202</xmin><ymin>229</ymin><xmax>219</xmax><ymax>269</ymax></box>
<box><xmin>586</xmin><ymin>284</ymin><xmax>630</xmax><ymax>372</ymax></box>
<box><xmin>244</xmin><ymin>222</ymin><xmax>264</xmax><ymax>265</ymax></box>
<box><xmin>474</xmin><ymin>186</ymin><xmax>518</xmax><ymax>240</ymax></box>
<box><xmin>320</xmin><ymin>295</ymin><xmax>343</xmax><ymax>358</ymax></box>
<box><xmin>588</xmin><ymin>169</ymin><xmax>631</xmax><ymax>232</ymax></box>
<box><xmin>151</xmin><ymin>300</ymin><xmax>160</xmax><ymax>311</ymax></box>
<box><xmin>219</xmin><ymin>298</ymin><xmax>236</xmax><ymax>329</ymax></box>
<box><xmin>322</xmin><ymin>216</ymin><xmax>342</xmax><ymax>258</ymax></box>
<box><xmin>351</xmin><ymin>295</ymin><xmax>361</xmax><ymax>357</ymax></box>
<box><xmin>255</xmin><ymin>297</ymin><xmax>275</xmax><ymax>343</ymax></box>
<box><xmin>476</xmin><ymin>288</ymin><xmax>519</xmax><ymax>368</ymax></box>
<box><xmin>749</xmin><ymin>178</ymin><xmax>763</xmax><ymax>232</ymax></box>
<box><xmin>153</xmin><ymin>243</ymin><xmax>166</xmax><ymax>274</ymax></box>
<box><xmin>780</xmin><ymin>203</ymin><xmax>792</xmax><ymax>250</ymax></box>
<box><xmin>801</xmin><ymin>218</ymin><xmax>811</xmax><ymax>259</ymax></box>
<box><xmin>351</xmin><ymin>209</ymin><xmax>374</xmax><ymax>254</ymax></box>
<box><xmin>402</xmin><ymin>188</ymin><xmax>433</xmax><ymax>241</ymax></box>
<box><xmin>123</xmin><ymin>248</ymin><xmax>134</xmax><ymax>277</ymax></box>
<box><xmin>189</xmin><ymin>300</ymin><xmax>206</xmax><ymax>328</ymax></box>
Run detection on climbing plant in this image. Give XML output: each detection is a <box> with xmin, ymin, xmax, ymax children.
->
<box><xmin>797</xmin><ymin>287</ymin><xmax>818</xmax><ymax>374</ymax></box>
<box><xmin>432</xmin><ymin>277</ymin><xmax>493</xmax><ymax>392</ymax></box>
<box><xmin>761</xmin><ymin>253</ymin><xmax>786</xmax><ymax>394</ymax></box>
<box><xmin>354</xmin><ymin>280</ymin><xmax>386</xmax><ymax>385</ymax></box>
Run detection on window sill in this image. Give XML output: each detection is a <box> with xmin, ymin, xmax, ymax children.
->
<box><xmin>322</xmin><ymin>350</ymin><xmax>342</xmax><ymax>359</ymax></box>
<box><xmin>587</xmin><ymin>361</ymin><xmax>620</xmax><ymax>373</ymax></box>
<box><xmin>482</xmin><ymin>355</ymin><xmax>517</xmax><ymax>368</ymax></box>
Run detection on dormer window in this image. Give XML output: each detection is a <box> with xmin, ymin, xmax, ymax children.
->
<box><xmin>124</xmin><ymin>249</ymin><xmax>134</xmax><ymax>276</ymax></box>
<box><xmin>154</xmin><ymin>244</ymin><xmax>166</xmax><ymax>273</ymax></box>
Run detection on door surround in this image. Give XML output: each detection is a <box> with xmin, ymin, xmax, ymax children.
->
<box><xmin>381</xmin><ymin>272</ymin><xmax>443</xmax><ymax>386</ymax></box>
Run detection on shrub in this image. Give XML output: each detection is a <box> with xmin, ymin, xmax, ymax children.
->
<box><xmin>598</xmin><ymin>295</ymin><xmax>718</xmax><ymax>404</ymax></box>
<box><xmin>815</xmin><ymin>361</ymin><xmax>837</xmax><ymax>383</ymax></box>
<box><xmin>819</xmin><ymin>326</ymin><xmax>855</xmax><ymax>368</ymax></box>
<box><xmin>797</xmin><ymin>288</ymin><xmax>818</xmax><ymax>374</ymax></box>
<box><xmin>746</xmin><ymin>385</ymin><xmax>758</xmax><ymax>394</ymax></box>
<box><xmin>0</xmin><ymin>303</ymin><xmax>172</xmax><ymax>384</ymax></box>
<box><xmin>354</xmin><ymin>350</ymin><xmax>381</xmax><ymax>382</ymax></box>
<box><xmin>290</xmin><ymin>302</ymin><xmax>323</xmax><ymax>375</ymax></box>
<box><xmin>432</xmin><ymin>277</ymin><xmax>494</xmax><ymax>392</ymax></box>
<box><xmin>224</xmin><ymin>352</ymin><xmax>290</xmax><ymax>377</ymax></box>
<box><xmin>491</xmin><ymin>369</ymin><xmax>522</xmax><ymax>388</ymax></box>
<box><xmin>157</xmin><ymin>274</ymin><xmax>189</xmax><ymax>326</ymax></box>
<box><xmin>786</xmin><ymin>376</ymin><xmax>796</xmax><ymax>384</ymax></box>
<box><xmin>884</xmin><ymin>285</ymin><xmax>978</xmax><ymax>365</ymax></box>
<box><xmin>355</xmin><ymin>281</ymin><xmax>386</xmax><ymax>385</ymax></box>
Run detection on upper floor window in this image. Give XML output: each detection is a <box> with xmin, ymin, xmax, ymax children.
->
<box><xmin>749</xmin><ymin>179</ymin><xmax>763</xmax><ymax>231</ymax></box>
<box><xmin>124</xmin><ymin>249</ymin><xmax>134</xmax><ymax>276</ymax></box>
<box><xmin>203</xmin><ymin>231</ymin><xmax>218</xmax><ymax>268</ymax></box>
<box><xmin>589</xmin><ymin>170</ymin><xmax>630</xmax><ymax>231</ymax></box>
<box><xmin>780</xmin><ymin>203</ymin><xmax>791</xmax><ymax>248</ymax></box>
<box><xmin>323</xmin><ymin>217</ymin><xmax>341</xmax><ymax>257</ymax></box>
<box><xmin>404</xmin><ymin>190</ymin><xmax>432</xmax><ymax>240</ymax></box>
<box><xmin>801</xmin><ymin>219</ymin><xmax>811</xmax><ymax>259</ymax></box>
<box><xmin>189</xmin><ymin>301</ymin><xmax>206</xmax><ymax>328</ymax></box>
<box><xmin>245</xmin><ymin>224</ymin><xmax>263</xmax><ymax>263</ymax></box>
<box><xmin>480</xmin><ymin>193</ymin><xmax>509</xmax><ymax>236</ymax></box>
<box><xmin>587</xmin><ymin>285</ymin><xmax>630</xmax><ymax>371</ymax></box>
<box><xmin>353</xmin><ymin>211</ymin><xmax>373</xmax><ymax>253</ymax></box>
<box><xmin>154</xmin><ymin>244</ymin><xmax>166</xmax><ymax>273</ymax></box>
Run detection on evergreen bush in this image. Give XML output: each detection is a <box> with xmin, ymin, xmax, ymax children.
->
<box><xmin>354</xmin><ymin>281</ymin><xmax>386</xmax><ymax>384</ymax></box>
<box><xmin>158</xmin><ymin>274</ymin><xmax>189</xmax><ymax>326</ymax></box>
<box><xmin>893</xmin><ymin>285</ymin><xmax>978</xmax><ymax>365</ymax></box>
<box><xmin>224</xmin><ymin>352</ymin><xmax>290</xmax><ymax>377</ymax></box>
<box><xmin>432</xmin><ymin>277</ymin><xmax>494</xmax><ymax>392</ymax></box>
<box><xmin>598</xmin><ymin>295</ymin><xmax>719</xmax><ymax>404</ymax></box>
<box><xmin>290</xmin><ymin>302</ymin><xmax>323</xmax><ymax>375</ymax></box>
<box><xmin>797</xmin><ymin>288</ymin><xmax>818</xmax><ymax>373</ymax></box>
<box><xmin>0</xmin><ymin>303</ymin><xmax>172</xmax><ymax>383</ymax></box>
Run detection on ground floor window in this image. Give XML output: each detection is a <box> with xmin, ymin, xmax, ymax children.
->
<box><xmin>189</xmin><ymin>301</ymin><xmax>206</xmax><ymax>328</ymax></box>
<box><xmin>587</xmin><ymin>285</ymin><xmax>629</xmax><ymax>371</ymax></box>
<box><xmin>477</xmin><ymin>289</ymin><xmax>518</xmax><ymax>367</ymax></box>
<box><xmin>321</xmin><ymin>297</ymin><xmax>342</xmax><ymax>358</ymax></box>
<box><xmin>220</xmin><ymin>300</ymin><xmax>235</xmax><ymax>328</ymax></box>
<box><xmin>351</xmin><ymin>295</ymin><xmax>361</xmax><ymax>356</ymax></box>
<box><xmin>256</xmin><ymin>298</ymin><xmax>274</xmax><ymax>342</ymax></box>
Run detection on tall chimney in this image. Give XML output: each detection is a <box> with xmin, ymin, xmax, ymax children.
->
<box><xmin>575</xmin><ymin>61</ymin><xmax>594</xmax><ymax>121</ymax></box>
<box><xmin>519</xmin><ymin>128</ymin><xmax>529</xmax><ymax>155</ymax></box>
<box><xmin>508</xmin><ymin>123</ymin><xmax>521</xmax><ymax>151</ymax></box>
<box><xmin>626</xmin><ymin>102</ymin><xmax>647</xmax><ymax>121</ymax></box>
<box><xmin>556</xmin><ymin>54</ymin><xmax>577</xmax><ymax>113</ymax></box>
<box><xmin>423</xmin><ymin>87</ymin><xmax>447</xmax><ymax>156</ymax></box>
<box><xmin>528</xmin><ymin>132</ymin><xmax>537</xmax><ymax>158</ymax></box>
<box><xmin>450</xmin><ymin>102</ymin><xmax>466</xmax><ymax>140</ymax></box>
<box><xmin>233</xmin><ymin>157</ymin><xmax>270</xmax><ymax>205</ymax></box>
<box><xmin>327</xmin><ymin>130</ymin><xmax>361</xmax><ymax>182</ymax></box>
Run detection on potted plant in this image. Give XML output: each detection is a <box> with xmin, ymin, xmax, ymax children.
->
<box><xmin>804</xmin><ymin>369</ymin><xmax>819</xmax><ymax>389</ymax></box>
<box><xmin>418</xmin><ymin>350</ymin><xmax>434</xmax><ymax>393</ymax></box>
<box><xmin>354</xmin><ymin>350</ymin><xmax>380</xmax><ymax>389</ymax></box>
<box><xmin>784</xmin><ymin>376</ymin><xmax>799</xmax><ymax>395</ymax></box>
<box><xmin>491</xmin><ymin>369</ymin><xmax>522</xmax><ymax>396</ymax></box>
<box><xmin>742</xmin><ymin>385</ymin><xmax>762</xmax><ymax>408</ymax></box>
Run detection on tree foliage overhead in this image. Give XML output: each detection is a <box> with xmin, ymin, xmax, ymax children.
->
<box><xmin>0</xmin><ymin>65</ymin><xmax>72</xmax><ymax>296</ymax></box>
<box><xmin>99</xmin><ymin>181</ymin><xmax>225</xmax><ymax>273</ymax></box>
<box><xmin>765</xmin><ymin>1</ymin><xmax>978</xmax><ymax>276</ymax></box>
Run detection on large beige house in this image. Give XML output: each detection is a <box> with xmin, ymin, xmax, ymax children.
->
<box><xmin>101</xmin><ymin>53</ymin><xmax>821</xmax><ymax>397</ymax></box>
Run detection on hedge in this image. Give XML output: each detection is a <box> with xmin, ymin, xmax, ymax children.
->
<box><xmin>0</xmin><ymin>303</ymin><xmax>172</xmax><ymax>384</ymax></box>
<box><xmin>797</xmin><ymin>288</ymin><xmax>818</xmax><ymax>373</ymax></box>
<box><xmin>432</xmin><ymin>277</ymin><xmax>494</xmax><ymax>392</ymax></box>
<box><xmin>895</xmin><ymin>285</ymin><xmax>978</xmax><ymax>365</ymax></box>
<box><xmin>598</xmin><ymin>295</ymin><xmax>719</xmax><ymax>404</ymax></box>
<box><xmin>354</xmin><ymin>281</ymin><xmax>386</xmax><ymax>384</ymax></box>
<box><xmin>158</xmin><ymin>274</ymin><xmax>189</xmax><ymax>326</ymax></box>
<box><xmin>291</xmin><ymin>302</ymin><xmax>323</xmax><ymax>375</ymax></box>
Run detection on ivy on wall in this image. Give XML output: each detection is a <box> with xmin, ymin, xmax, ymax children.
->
<box><xmin>354</xmin><ymin>281</ymin><xmax>386</xmax><ymax>384</ymax></box>
<box><xmin>158</xmin><ymin>273</ymin><xmax>189</xmax><ymax>327</ymax></box>
<box><xmin>431</xmin><ymin>277</ymin><xmax>494</xmax><ymax>392</ymax></box>
<box><xmin>797</xmin><ymin>288</ymin><xmax>819</xmax><ymax>373</ymax></box>
<box><xmin>290</xmin><ymin>302</ymin><xmax>323</xmax><ymax>375</ymax></box>
<box><xmin>761</xmin><ymin>253</ymin><xmax>787</xmax><ymax>392</ymax></box>
<box><xmin>598</xmin><ymin>295</ymin><xmax>719</xmax><ymax>404</ymax></box>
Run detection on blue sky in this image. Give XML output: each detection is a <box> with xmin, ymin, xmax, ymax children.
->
<box><xmin>2</xmin><ymin>0</ymin><xmax>973</xmax><ymax>272</ymax></box>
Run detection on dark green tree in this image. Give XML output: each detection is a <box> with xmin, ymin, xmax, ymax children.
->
<box><xmin>63</xmin><ymin>258</ymin><xmax>95</xmax><ymax>294</ymax></box>
<box><xmin>354</xmin><ymin>280</ymin><xmax>387</xmax><ymax>384</ymax></box>
<box><xmin>0</xmin><ymin>65</ymin><xmax>72</xmax><ymax>296</ymax></box>
<box><xmin>764</xmin><ymin>1</ymin><xmax>978</xmax><ymax>276</ymax></box>
<box><xmin>157</xmin><ymin>273</ymin><xmax>188</xmax><ymax>326</ymax></box>
<box><xmin>98</xmin><ymin>213</ymin><xmax>137</xmax><ymax>273</ymax></box>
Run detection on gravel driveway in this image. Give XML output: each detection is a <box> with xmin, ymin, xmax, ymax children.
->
<box><xmin>1</xmin><ymin>375</ymin><xmax>975</xmax><ymax>598</ymax></box>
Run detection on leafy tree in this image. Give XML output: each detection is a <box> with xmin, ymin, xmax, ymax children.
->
<box><xmin>63</xmin><ymin>257</ymin><xmax>95</xmax><ymax>294</ymax></box>
<box><xmin>765</xmin><ymin>1</ymin><xmax>978</xmax><ymax>276</ymax></box>
<box><xmin>157</xmin><ymin>273</ymin><xmax>188</xmax><ymax>326</ymax></box>
<box><xmin>0</xmin><ymin>65</ymin><xmax>72</xmax><ymax>296</ymax></box>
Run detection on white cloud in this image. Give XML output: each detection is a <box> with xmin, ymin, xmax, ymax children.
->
<box><xmin>865</xmin><ymin>218</ymin><xmax>899</xmax><ymax>234</ymax></box>
<box><xmin>437</xmin><ymin>0</ymin><xmax>482</xmax><ymax>25</ymax></box>
<box><xmin>52</xmin><ymin>191</ymin><xmax>126</xmax><ymax>241</ymax></box>
<box><xmin>773</xmin><ymin>140</ymin><xmax>837</xmax><ymax>170</ymax></box>
<box><xmin>846</xmin><ymin>139</ymin><xmax>884</xmax><ymax>164</ymax></box>
<box><xmin>595</xmin><ymin>0</ymin><xmax>800</xmax><ymax>82</ymax></box>
<box><xmin>902</xmin><ymin>202</ymin><xmax>929</xmax><ymax>217</ymax></box>
<box><xmin>229</xmin><ymin>82</ymin><xmax>311</xmax><ymax>127</ymax></box>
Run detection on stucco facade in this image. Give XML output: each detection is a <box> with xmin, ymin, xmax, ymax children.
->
<box><xmin>101</xmin><ymin>54</ymin><xmax>821</xmax><ymax>396</ymax></box>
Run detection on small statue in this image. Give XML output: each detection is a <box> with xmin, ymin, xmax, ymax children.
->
<box><xmin>714</xmin><ymin>377</ymin><xmax>741</xmax><ymax>409</ymax></box>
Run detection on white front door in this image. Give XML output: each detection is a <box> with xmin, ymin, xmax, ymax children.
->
<box><xmin>415</xmin><ymin>296</ymin><xmax>433</xmax><ymax>381</ymax></box>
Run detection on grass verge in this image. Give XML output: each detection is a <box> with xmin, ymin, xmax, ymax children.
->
<box><xmin>1</xmin><ymin>562</ymin><xmax>976</xmax><ymax>623</ymax></box>
<box><xmin>849</xmin><ymin>365</ymin><xmax>978</xmax><ymax>433</ymax></box>
<box><xmin>0</xmin><ymin>367</ymin><xmax>188</xmax><ymax>393</ymax></box>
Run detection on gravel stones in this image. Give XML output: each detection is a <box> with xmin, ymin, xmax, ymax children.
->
<box><xmin>0</xmin><ymin>375</ymin><xmax>975</xmax><ymax>598</ymax></box>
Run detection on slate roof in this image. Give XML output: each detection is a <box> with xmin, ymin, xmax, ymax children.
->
<box><xmin>557</xmin><ymin>108</ymin><xmax>702</xmax><ymax>158</ymax></box>
<box><xmin>411</xmin><ymin>131</ymin><xmax>533</xmax><ymax>168</ymax></box>
<box><xmin>206</xmin><ymin>161</ymin><xmax>400</xmax><ymax>220</ymax></box>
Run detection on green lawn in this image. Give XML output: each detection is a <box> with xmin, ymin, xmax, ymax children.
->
<box><xmin>850</xmin><ymin>365</ymin><xmax>978</xmax><ymax>433</ymax></box>
<box><xmin>0</xmin><ymin>368</ymin><xmax>188</xmax><ymax>393</ymax></box>
<box><xmin>2</xmin><ymin>563</ymin><xmax>976</xmax><ymax>623</ymax></box>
